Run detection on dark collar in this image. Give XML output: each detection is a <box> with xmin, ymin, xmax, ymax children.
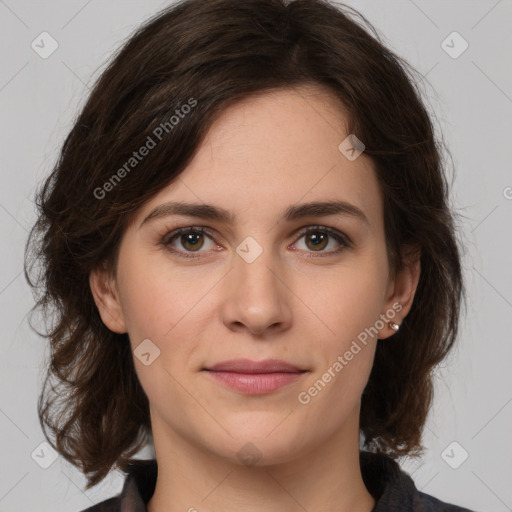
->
<box><xmin>83</xmin><ymin>450</ymin><xmax>475</xmax><ymax>511</ymax></box>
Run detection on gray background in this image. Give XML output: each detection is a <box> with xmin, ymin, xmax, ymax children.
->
<box><xmin>0</xmin><ymin>0</ymin><xmax>511</xmax><ymax>511</ymax></box>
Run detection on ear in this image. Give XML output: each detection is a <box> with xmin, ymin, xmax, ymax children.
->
<box><xmin>89</xmin><ymin>262</ymin><xmax>127</xmax><ymax>334</ymax></box>
<box><xmin>378</xmin><ymin>245</ymin><xmax>421</xmax><ymax>340</ymax></box>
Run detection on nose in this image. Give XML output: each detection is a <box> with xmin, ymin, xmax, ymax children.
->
<box><xmin>220</xmin><ymin>243</ymin><xmax>293</xmax><ymax>337</ymax></box>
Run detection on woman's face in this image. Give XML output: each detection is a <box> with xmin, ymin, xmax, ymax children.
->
<box><xmin>91</xmin><ymin>85</ymin><xmax>418</xmax><ymax>466</ymax></box>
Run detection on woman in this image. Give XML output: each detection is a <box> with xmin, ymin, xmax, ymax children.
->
<box><xmin>25</xmin><ymin>0</ymin><xmax>475</xmax><ymax>510</ymax></box>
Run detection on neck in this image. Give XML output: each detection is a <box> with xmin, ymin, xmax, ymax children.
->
<box><xmin>146</xmin><ymin>410</ymin><xmax>376</xmax><ymax>512</ymax></box>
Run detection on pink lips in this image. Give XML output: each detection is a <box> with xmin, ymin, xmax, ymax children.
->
<box><xmin>203</xmin><ymin>358</ymin><xmax>308</xmax><ymax>394</ymax></box>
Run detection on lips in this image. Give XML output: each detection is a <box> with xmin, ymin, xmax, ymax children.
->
<box><xmin>202</xmin><ymin>359</ymin><xmax>308</xmax><ymax>394</ymax></box>
<box><xmin>203</xmin><ymin>358</ymin><xmax>306</xmax><ymax>373</ymax></box>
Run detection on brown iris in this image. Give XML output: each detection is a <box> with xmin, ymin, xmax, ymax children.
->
<box><xmin>305</xmin><ymin>232</ymin><xmax>328</xmax><ymax>251</ymax></box>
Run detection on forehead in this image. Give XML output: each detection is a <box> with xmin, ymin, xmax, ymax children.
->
<box><xmin>136</xmin><ymin>85</ymin><xmax>383</xmax><ymax>232</ymax></box>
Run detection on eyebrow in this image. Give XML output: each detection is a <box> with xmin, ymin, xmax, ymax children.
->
<box><xmin>140</xmin><ymin>200</ymin><xmax>370</xmax><ymax>228</ymax></box>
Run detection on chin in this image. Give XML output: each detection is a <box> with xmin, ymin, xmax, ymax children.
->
<box><xmin>206</xmin><ymin>425</ymin><xmax>304</xmax><ymax>466</ymax></box>
<box><xmin>223</xmin><ymin>410</ymin><xmax>294</xmax><ymax>438</ymax></box>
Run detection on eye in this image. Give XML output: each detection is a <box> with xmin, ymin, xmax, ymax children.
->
<box><xmin>161</xmin><ymin>227</ymin><xmax>218</xmax><ymax>258</ymax></box>
<box><xmin>292</xmin><ymin>226</ymin><xmax>351</xmax><ymax>257</ymax></box>
<box><xmin>161</xmin><ymin>225</ymin><xmax>351</xmax><ymax>259</ymax></box>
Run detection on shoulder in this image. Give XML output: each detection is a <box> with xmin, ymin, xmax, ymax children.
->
<box><xmin>77</xmin><ymin>459</ymin><xmax>157</xmax><ymax>512</ymax></box>
<box><xmin>413</xmin><ymin>489</ymin><xmax>478</xmax><ymax>511</ymax></box>
<box><xmin>78</xmin><ymin>496</ymin><xmax>120</xmax><ymax>512</ymax></box>
<box><xmin>359</xmin><ymin>450</ymin><xmax>479</xmax><ymax>512</ymax></box>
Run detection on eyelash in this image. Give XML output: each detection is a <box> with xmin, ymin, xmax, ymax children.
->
<box><xmin>160</xmin><ymin>225</ymin><xmax>352</xmax><ymax>259</ymax></box>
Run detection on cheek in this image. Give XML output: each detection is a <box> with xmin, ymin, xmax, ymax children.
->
<box><xmin>116</xmin><ymin>247</ymin><xmax>211</xmax><ymax>341</ymax></box>
<box><xmin>300</xmin><ymin>249</ymin><xmax>388</xmax><ymax>397</ymax></box>
<box><xmin>296</xmin><ymin>264</ymin><xmax>384</xmax><ymax>417</ymax></box>
<box><xmin>115</xmin><ymin>251</ymin><xmax>208</xmax><ymax>402</ymax></box>
<box><xmin>319</xmin><ymin>254</ymin><xmax>389</xmax><ymax>338</ymax></box>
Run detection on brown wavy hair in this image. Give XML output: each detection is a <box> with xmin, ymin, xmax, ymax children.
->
<box><xmin>24</xmin><ymin>0</ymin><xmax>465</xmax><ymax>490</ymax></box>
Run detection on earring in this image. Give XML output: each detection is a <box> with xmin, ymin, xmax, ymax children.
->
<box><xmin>388</xmin><ymin>321</ymin><xmax>400</xmax><ymax>332</ymax></box>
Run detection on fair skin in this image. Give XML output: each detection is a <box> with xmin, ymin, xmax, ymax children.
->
<box><xmin>90</xmin><ymin>84</ymin><xmax>420</xmax><ymax>512</ymax></box>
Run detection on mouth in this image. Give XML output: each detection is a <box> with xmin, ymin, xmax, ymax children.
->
<box><xmin>203</xmin><ymin>358</ymin><xmax>306</xmax><ymax>373</ymax></box>
<box><xmin>202</xmin><ymin>358</ymin><xmax>309</xmax><ymax>394</ymax></box>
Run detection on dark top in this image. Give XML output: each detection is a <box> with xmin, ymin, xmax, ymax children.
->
<box><xmin>80</xmin><ymin>450</ymin><xmax>478</xmax><ymax>511</ymax></box>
